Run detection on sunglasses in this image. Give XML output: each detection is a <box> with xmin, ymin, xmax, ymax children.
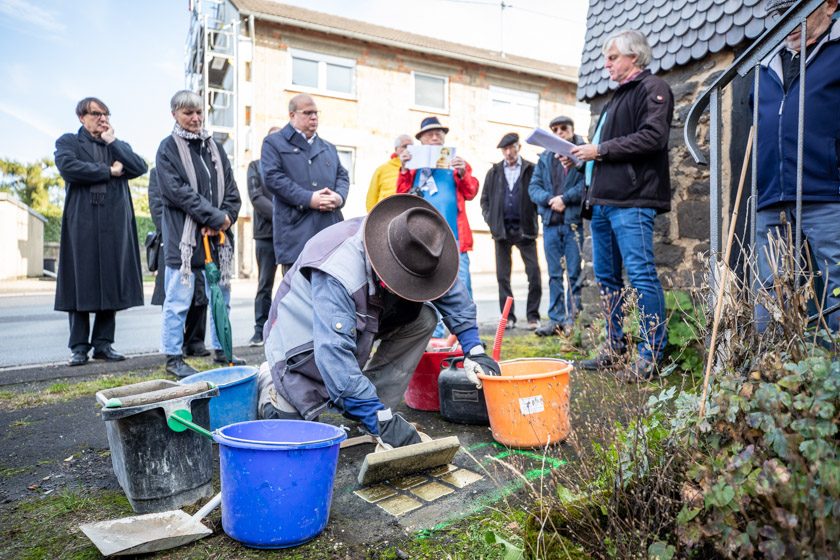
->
<box><xmin>86</xmin><ymin>111</ymin><xmax>110</xmax><ymax>118</ymax></box>
<box><xmin>551</xmin><ymin>124</ymin><xmax>570</xmax><ymax>133</ymax></box>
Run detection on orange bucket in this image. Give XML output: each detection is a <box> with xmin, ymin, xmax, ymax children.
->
<box><xmin>478</xmin><ymin>358</ymin><xmax>572</xmax><ymax>448</ymax></box>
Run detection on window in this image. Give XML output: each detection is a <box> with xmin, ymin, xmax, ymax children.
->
<box><xmin>290</xmin><ymin>49</ymin><xmax>355</xmax><ymax>96</ymax></box>
<box><xmin>336</xmin><ymin>147</ymin><xmax>355</xmax><ymax>184</ymax></box>
<box><xmin>489</xmin><ymin>85</ymin><xmax>539</xmax><ymax>126</ymax></box>
<box><xmin>412</xmin><ymin>72</ymin><xmax>448</xmax><ymax>112</ymax></box>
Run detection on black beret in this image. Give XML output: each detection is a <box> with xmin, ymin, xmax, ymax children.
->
<box><xmin>496</xmin><ymin>132</ymin><xmax>519</xmax><ymax>148</ymax></box>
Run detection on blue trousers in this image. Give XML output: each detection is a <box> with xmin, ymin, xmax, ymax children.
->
<box><xmin>590</xmin><ymin>205</ymin><xmax>667</xmax><ymax>362</ymax></box>
<box><xmin>161</xmin><ymin>267</ymin><xmax>230</xmax><ymax>355</ymax></box>
<box><xmin>755</xmin><ymin>202</ymin><xmax>840</xmax><ymax>332</ymax></box>
<box><xmin>543</xmin><ymin>223</ymin><xmax>583</xmax><ymax>327</ymax></box>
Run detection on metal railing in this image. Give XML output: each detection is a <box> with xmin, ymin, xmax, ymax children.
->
<box><xmin>684</xmin><ymin>0</ymin><xmax>824</xmax><ymax>297</ymax></box>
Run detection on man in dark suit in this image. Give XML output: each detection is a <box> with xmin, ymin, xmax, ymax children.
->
<box><xmin>54</xmin><ymin>97</ymin><xmax>147</xmax><ymax>366</ymax></box>
<box><xmin>260</xmin><ymin>94</ymin><xmax>350</xmax><ymax>273</ymax></box>
<box><xmin>481</xmin><ymin>133</ymin><xmax>541</xmax><ymax>330</ymax></box>
<box><xmin>247</xmin><ymin>127</ymin><xmax>281</xmax><ymax>346</ymax></box>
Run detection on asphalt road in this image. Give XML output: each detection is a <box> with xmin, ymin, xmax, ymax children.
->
<box><xmin>0</xmin><ymin>274</ymin><xmax>546</xmax><ymax>369</ymax></box>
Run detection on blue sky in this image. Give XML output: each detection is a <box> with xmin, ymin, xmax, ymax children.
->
<box><xmin>0</xmin><ymin>0</ymin><xmax>586</xmax><ymax>164</ymax></box>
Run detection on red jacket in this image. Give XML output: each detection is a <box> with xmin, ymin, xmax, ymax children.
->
<box><xmin>396</xmin><ymin>163</ymin><xmax>478</xmax><ymax>252</ymax></box>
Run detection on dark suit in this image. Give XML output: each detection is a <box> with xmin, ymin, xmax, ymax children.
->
<box><xmin>247</xmin><ymin>159</ymin><xmax>278</xmax><ymax>338</ymax></box>
<box><xmin>260</xmin><ymin>123</ymin><xmax>350</xmax><ymax>265</ymax></box>
<box><xmin>481</xmin><ymin>158</ymin><xmax>541</xmax><ymax>325</ymax></box>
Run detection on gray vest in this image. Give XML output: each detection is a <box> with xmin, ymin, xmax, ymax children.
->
<box><xmin>264</xmin><ymin>218</ymin><xmax>383</xmax><ymax>419</ymax></box>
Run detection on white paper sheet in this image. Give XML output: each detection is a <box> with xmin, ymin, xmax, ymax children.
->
<box><xmin>525</xmin><ymin>128</ymin><xmax>581</xmax><ymax>165</ymax></box>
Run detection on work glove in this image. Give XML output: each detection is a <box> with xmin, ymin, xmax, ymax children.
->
<box><xmin>377</xmin><ymin>409</ymin><xmax>421</xmax><ymax>449</ymax></box>
<box><xmin>463</xmin><ymin>346</ymin><xmax>501</xmax><ymax>388</ymax></box>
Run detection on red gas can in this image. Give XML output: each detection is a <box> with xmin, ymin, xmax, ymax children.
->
<box><xmin>404</xmin><ymin>342</ymin><xmax>463</xmax><ymax>411</ymax></box>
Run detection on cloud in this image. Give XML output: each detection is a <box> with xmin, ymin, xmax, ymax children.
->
<box><xmin>0</xmin><ymin>0</ymin><xmax>65</xmax><ymax>34</ymax></box>
<box><xmin>5</xmin><ymin>63</ymin><xmax>32</xmax><ymax>94</ymax></box>
<box><xmin>0</xmin><ymin>101</ymin><xmax>62</xmax><ymax>140</ymax></box>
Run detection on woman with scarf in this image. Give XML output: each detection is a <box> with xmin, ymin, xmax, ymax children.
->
<box><xmin>54</xmin><ymin>97</ymin><xmax>147</xmax><ymax>367</ymax></box>
<box><xmin>154</xmin><ymin>90</ymin><xmax>243</xmax><ymax>377</ymax></box>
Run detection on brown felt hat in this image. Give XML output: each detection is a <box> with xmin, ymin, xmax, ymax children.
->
<box><xmin>364</xmin><ymin>195</ymin><xmax>459</xmax><ymax>302</ymax></box>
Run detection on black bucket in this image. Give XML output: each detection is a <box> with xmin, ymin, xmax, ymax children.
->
<box><xmin>96</xmin><ymin>380</ymin><xmax>219</xmax><ymax>513</ymax></box>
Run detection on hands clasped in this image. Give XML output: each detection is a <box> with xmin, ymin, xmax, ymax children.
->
<box><xmin>310</xmin><ymin>188</ymin><xmax>342</xmax><ymax>212</ymax></box>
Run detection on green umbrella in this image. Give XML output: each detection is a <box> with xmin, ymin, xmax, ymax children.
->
<box><xmin>203</xmin><ymin>233</ymin><xmax>233</xmax><ymax>365</ymax></box>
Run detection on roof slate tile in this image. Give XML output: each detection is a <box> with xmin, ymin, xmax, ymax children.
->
<box><xmin>579</xmin><ymin>0</ymin><xmax>767</xmax><ymax>100</ymax></box>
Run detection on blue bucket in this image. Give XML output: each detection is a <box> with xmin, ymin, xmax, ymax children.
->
<box><xmin>181</xmin><ymin>366</ymin><xmax>258</xmax><ymax>430</ymax></box>
<box><xmin>213</xmin><ymin>420</ymin><xmax>347</xmax><ymax>548</ymax></box>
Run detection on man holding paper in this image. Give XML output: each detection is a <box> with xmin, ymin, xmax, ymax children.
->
<box><xmin>528</xmin><ymin>116</ymin><xmax>585</xmax><ymax>337</ymax></box>
<box><xmin>570</xmin><ymin>30</ymin><xmax>673</xmax><ymax>382</ymax></box>
<box><xmin>397</xmin><ymin>116</ymin><xmax>479</xmax><ymax>298</ymax></box>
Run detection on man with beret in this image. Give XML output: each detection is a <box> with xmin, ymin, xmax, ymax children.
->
<box><xmin>528</xmin><ymin>116</ymin><xmax>585</xmax><ymax>337</ymax></box>
<box><xmin>259</xmin><ymin>195</ymin><xmax>499</xmax><ymax>448</ymax></box>
<box><xmin>754</xmin><ymin>0</ymin><xmax>840</xmax><ymax>332</ymax></box>
<box><xmin>481</xmin><ymin>132</ymin><xmax>541</xmax><ymax>330</ymax></box>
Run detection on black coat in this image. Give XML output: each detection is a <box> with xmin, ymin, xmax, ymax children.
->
<box><xmin>154</xmin><ymin>135</ymin><xmax>241</xmax><ymax>270</ymax></box>
<box><xmin>247</xmin><ymin>159</ymin><xmax>273</xmax><ymax>240</ymax></box>
<box><xmin>53</xmin><ymin>127</ymin><xmax>146</xmax><ymax>312</ymax></box>
<box><xmin>586</xmin><ymin>69</ymin><xmax>674</xmax><ymax>213</ymax></box>
<box><xmin>480</xmin><ymin>158</ymin><xmax>538</xmax><ymax>240</ymax></box>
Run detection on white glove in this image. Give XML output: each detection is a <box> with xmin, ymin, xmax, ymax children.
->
<box><xmin>463</xmin><ymin>346</ymin><xmax>501</xmax><ymax>388</ymax></box>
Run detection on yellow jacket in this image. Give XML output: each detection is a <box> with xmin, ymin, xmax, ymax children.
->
<box><xmin>365</xmin><ymin>154</ymin><xmax>401</xmax><ymax>212</ymax></box>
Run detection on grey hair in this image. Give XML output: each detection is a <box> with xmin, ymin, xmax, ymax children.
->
<box><xmin>602</xmin><ymin>30</ymin><xmax>652</xmax><ymax>69</ymax></box>
<box><xmin>170</xmin><ymin>90</ymin><xmax>202</xmax><ymax>112</ymax></box>
<box><xmin>394</xmin><ymin>134</ymin><xmax>413</xmax><ymax>149</ymax></box>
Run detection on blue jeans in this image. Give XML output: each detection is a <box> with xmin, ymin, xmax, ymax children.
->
<box><xmin>755</xmin><ymin>203</ymin><xmax>840</xmax><ymax>332</ymax></box>
<box><xmin>590</xmin><ymin>205</ymin><xmax>667</xmax><ymax>362</ymax></box>
<box><xmin>543</xmin><ymin>223</ymin><xmax>583</xmax><ymax>327</ymax></box>
<box><xmin>161</xmin><ymin>267</ymin><xmax>230</xmax><ymax>355</ymax></box>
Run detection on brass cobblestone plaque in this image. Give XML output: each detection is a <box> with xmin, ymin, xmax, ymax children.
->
<box><xmin>410</xmin><ymin>481</ymin><xmax>455</xmax><ymax>502</ymax></box>
<box><xmin>440</xmin><ymin>468</ymin><xmax>483</xmax><ymax>489</ymax></box>
<box><xmin>354</xmin><ymin>484</ymin><xmax>398</xmax><ymax>503</ymax></box>
<box><xmin>376</xmin><ymin>494</ymin><xmax>423</xmax><ymax>516</ymax></box>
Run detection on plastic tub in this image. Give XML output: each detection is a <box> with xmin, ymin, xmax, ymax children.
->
<box><xmin>405</xmin><ymin>348</ymin><xmax>463</xmax><ymax>411</ymax></box>
<box><xmin>181</xmin><ymin>366</ymin><xmax>258</xmax><ymax>430</ymax></box>
<box><xmin>214</xmin><ymin>420</ymin><xmax>347</xmax><ymax>548</ymax></box>
<box><xmin>478</xmin><ymin>358</ymin><xmax>572</xmax><ymax>448</ymax></box>
<box><xmin>96</xmin><ymin>380</ymin><xmax>218</xmax><ymax>513</ymax></box>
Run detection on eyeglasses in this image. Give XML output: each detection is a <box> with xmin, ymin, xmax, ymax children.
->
<box><xmin>86</xmin><ymin>111</ymin><xmax>110</xmax><ymax>118</ymax></box>
<box><xmin>295</xmin><ymin>110</ymin><xmax>320</xmax><ymax>117</ymax></box>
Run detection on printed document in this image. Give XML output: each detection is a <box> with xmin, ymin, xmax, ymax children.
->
<box><xmin>405</xmin><ymin>145</ymin><xmax>457</xmax><ymax>170</ymax></box>
<box><xmin>525</xmin><ymin>128</ymin><xmax>581</xmax><ymax>165</ymax></box>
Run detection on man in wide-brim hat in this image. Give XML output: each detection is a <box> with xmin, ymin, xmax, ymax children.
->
<box><xmin>259</xmin><ymin>195</ymin><xmax>500</xmax><ymax>447</ymax></box>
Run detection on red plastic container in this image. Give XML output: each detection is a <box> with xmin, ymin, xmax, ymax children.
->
<box><xmin>404</xmin><ymin>346</ymin><xmax>463</xmax><ymax>411</ymax></box>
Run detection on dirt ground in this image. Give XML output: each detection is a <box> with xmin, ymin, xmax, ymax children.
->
<box><xmin>0</xmin><ymin>336</ymin><xmax>659</xmax><ymax>559</ymax></box>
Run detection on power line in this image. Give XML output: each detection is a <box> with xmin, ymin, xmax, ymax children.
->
<box><xmin>434</xmin><ymin>0</ymin><xmax>586</xmax><ymax>24</ymax></box>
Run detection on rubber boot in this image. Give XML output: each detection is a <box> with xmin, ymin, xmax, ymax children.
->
<box><xmin>166</xmin><ymin>354</ymin><xmax>198</xmax><ymax>378</ymax></box>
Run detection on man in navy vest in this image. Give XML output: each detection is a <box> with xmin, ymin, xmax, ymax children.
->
<box><xmin>259</xmin><ymin>196</ymin><xmax>500</xmax><ymax>448</ymax></box>
<box><xmin>481</xmin><ymin>132</ymin><xmax>541</xmax><ymax>330</ymax></box>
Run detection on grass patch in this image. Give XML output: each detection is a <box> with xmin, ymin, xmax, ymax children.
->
<box><xmin>2</xmin><ymin>488</ymin><xmax>132</xmax><ymax>560</ymax></box>
<box><xmin>0</xmin><ymin>371</ymin><xmax>162</xmax><ymax>411</ymax></box>
<box><xmin>0</xmin><ymin>466</ymin><xmax>30</xmax><ymax>478</ymax></box>
<box><xmin>10</xmin><ymin>418</ymin><xmax>32</xmax><ymax>428</ymax></box>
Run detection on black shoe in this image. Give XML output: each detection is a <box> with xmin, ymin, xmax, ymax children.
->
<box><xmin>535</xmin><ymin>322</ymin><xmax>560</xmax><ymax>337</ymax></box>
<box><xmin>92</xmin><ymin>347</ymin><xmax>126</xmax><ymax>362</ymax></box>
<box><xmin>68</xmin><ymin>351</ymin><xmax>89</xmax><ymax>367</ymax></box>
<box><xmin>577</xmin><ymin>346</ymin><xmax>627</xmax><ymax>371</ymax></box>
<box><xmin>615</xmin><ymin>358</ymin><xmax>659</xmax><ymax>383</ymax></box>
<box><xmin>505</xmin><ymin>319</ymin><xmax>517</xmax><ymax>330</ymax></box>
<box><xmin>248</xmin><ymin>333</ymin><xmax>264</xmax><ymax>347</ymax></box>
<box><xmin>214</xmin><ymin>350</ymin><xmax>246</xmax><ymax>366</ymax></box>
<box><xmin>166</xmin><ymin>355</ymin><xmax>198</xmax><ymax>378</ymax></box>
<box><xmin>184</xmin><ymin>345</ymin><xmax>211</xmax><ymax>357</ymax></box>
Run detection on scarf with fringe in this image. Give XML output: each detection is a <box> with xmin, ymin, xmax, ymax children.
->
<box><xmin>170</xmin><ymin>123</ymin><xmax>233</xmax><ymax>286</ymax></box>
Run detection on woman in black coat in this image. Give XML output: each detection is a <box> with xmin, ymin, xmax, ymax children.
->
<box><xmin>54</xmin><ymin>97</ymin><xmax>147</xmax><ymax>366</ymax></box>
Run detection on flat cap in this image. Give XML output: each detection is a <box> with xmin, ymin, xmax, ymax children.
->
<box><xmin>496</xmin><ymin>132</ymin><xmax>519</xmax><ymax>149</ymax></box>
<box><xmin>764</xmin><ymin>0</ymin><xmax>796</xmax><ymax>14</ymax></box>
<box><xmin>549</xmin><ymin>115</ymin><xmax>574</xmax><ymax>128</ymax></box>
